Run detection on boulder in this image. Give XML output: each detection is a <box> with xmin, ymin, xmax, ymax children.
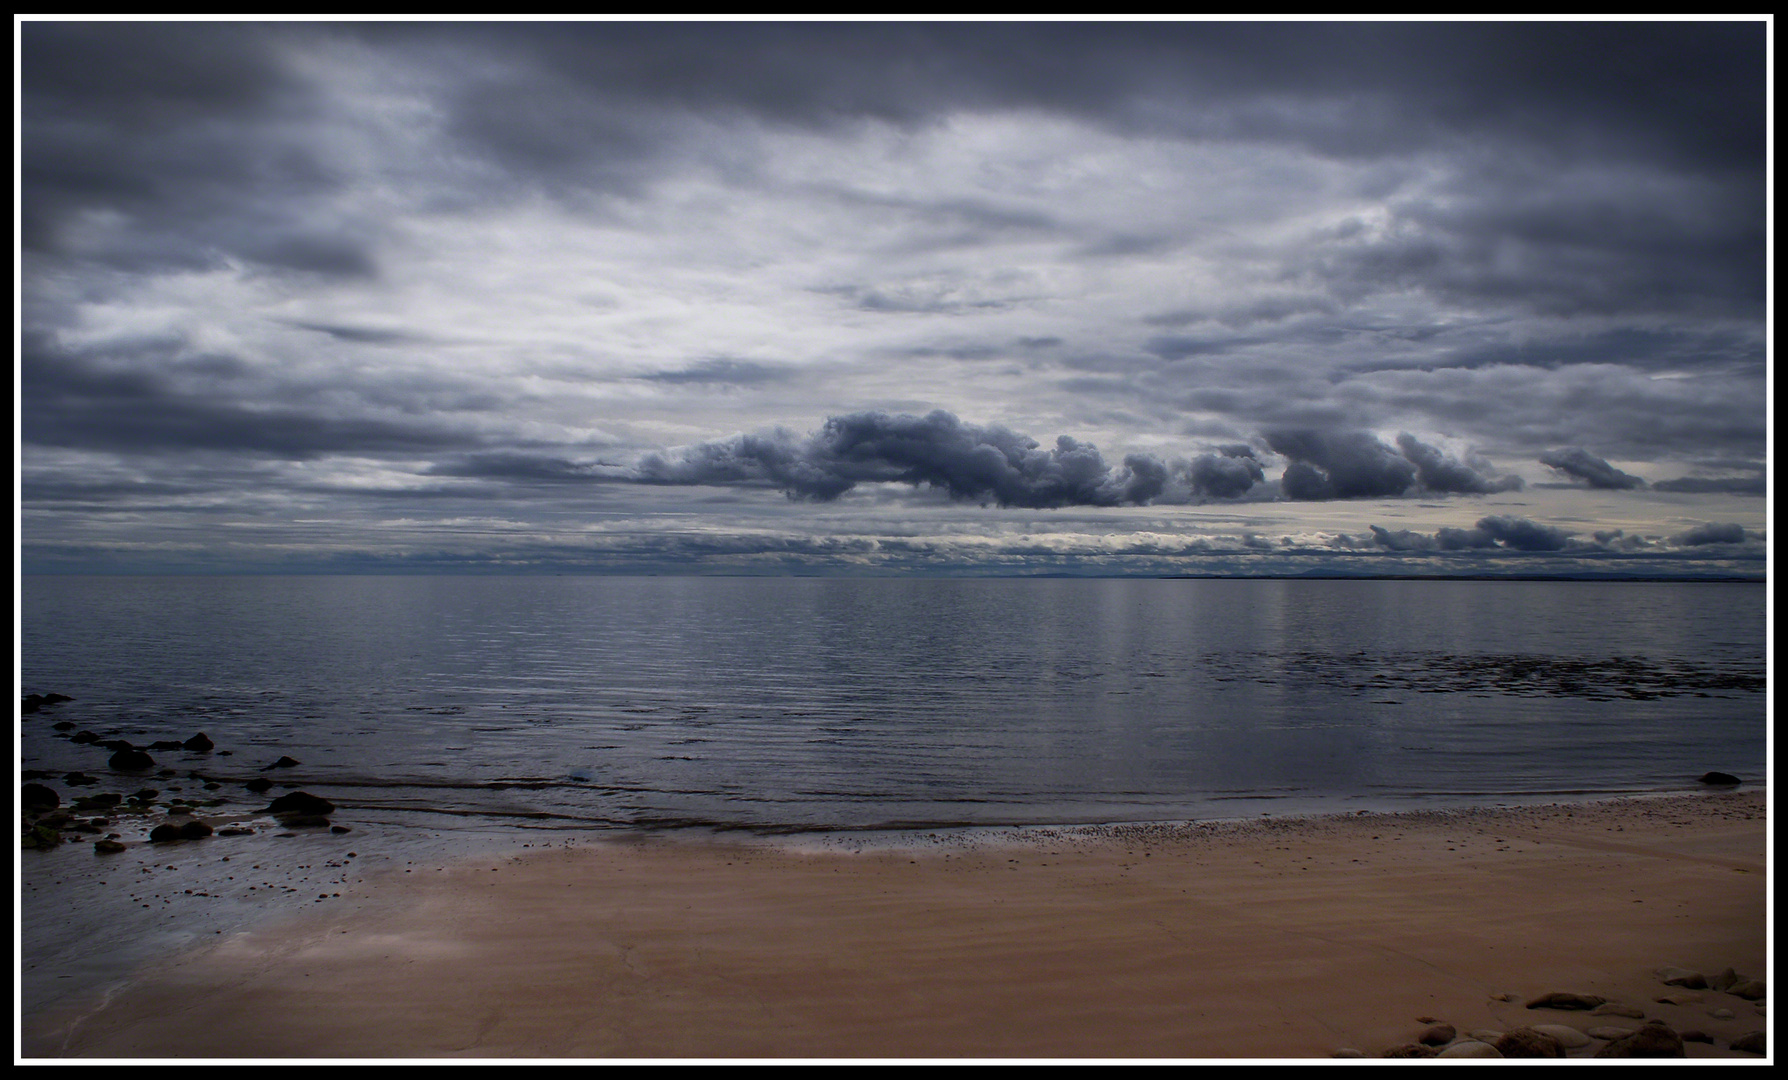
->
<box><xmin>1730</xmin><ymin>1031</ymin><xmax>1765</xmax><ymax>1055</ymax></box>
<box><xmin>244</xmin><ymin>777</ymin><xmax>274</xmax><ymax>793</ymax></box>
<box><xmin>1591</xmin><ymin>1001</ymin><xmax>1646</xmax><ymax>1019</ymax></box>
<box><xmin>267</xmin><ymin>791</ymin><xmax>335</xmax><ymax>816</ymax></box>
<box><xmin>1418</xmin><ymin>1023</ymin><xmax>1456</xmax><ymax>1046</ymax></box>
<box><xmin>1526</xmin><ymin>991</ymin><xmax>1606</xmax><ymax>1011</ymax></box>
<box><xmin>1494</xmin><ymin>1028</ymin><xmax>1565</xmax><ymax>1058</ymax></box>
<box><xmin>1530</xmin><ymin>1024</ymin><xmax>1591</xmax><ymax>1049</ymax></box>
<box><xmin>1594</xmin><ymin>1020</ymin><xmax>1684</xmax><ymax>1058</ymax></box>
<box><xmin>108</xmin><ymin>748</ymin><xmax>155</xmax><ymax>771</ymax></box>
<box><xmin>93</xmin><ymin>839</ymin><xmax>127</xmax><ymax>854</ymax></box>
<box><xmin>1656</xmin><ymin>966</ymin><xmax>1707</xmax><ymax>988</ymax></box>
<box><xmin>1727</xmin><ymin>979</ymin><xmax>1766</xmax><ymax>1000</ymax></box>
<box><xmin>22</xmin><ymin>783</ymin><xmax>60</xmax><ymax>811</ymax></box>
<box><xmin>1698</xmin><ymin>771</ymin><xmax>1740</xmax><ymax>786</ymax></box>
<box><xmin>261</xmin><ymin>756</ymin><xmax>301</xmax><ymax>771</ymax></box>
<box><xmin>183</xmin><ymin>732</ymin><xmax>215</xmax><ymax>752</ymax></box>
<box><xmin>1381</xmin><ymin>1044</ymin><xmax>1437</xmax><ymax>1058</ymax></box>
<box><xmin>148</xmin><ymin>823</ymin><xmax>184</xmax><ymax>842</ymax></box>
<box><xmin>178</xmin><ymin>820</ymin><xmax>213</xmax><ymax>840</ymax></box>
<box><xmin>1436</xmin><ymin>1041</ymin><xmax>1501</xmax><ymax>1058</ymax></box>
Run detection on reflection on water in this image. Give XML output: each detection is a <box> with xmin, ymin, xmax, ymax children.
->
<box><xmin>21</xmin><ymin>576</ymin><xmax>1767</xmax><ymax>831</ymax></box>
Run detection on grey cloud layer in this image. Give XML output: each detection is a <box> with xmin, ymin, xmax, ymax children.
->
<box><xmin>19</xmin><ymin>21</ymin><xmax>1768</xmax><ymax>575</ymax></box>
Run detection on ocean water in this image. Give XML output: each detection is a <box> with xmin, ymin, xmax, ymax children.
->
<box><xmin>16</xmin><ymin>576</ymin><xmax>1769</xmax><ymax>1024</ymax></box>
<box><xmin>22</xmin><ymin>575</ymin><xmax>1768</xmax><ymax>830</ymax></box>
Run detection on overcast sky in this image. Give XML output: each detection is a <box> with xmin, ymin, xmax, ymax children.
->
<box><xmin>17</xmin><ymin>20</ymin><xmax>1770</xmax><ymax>576</ymax></box>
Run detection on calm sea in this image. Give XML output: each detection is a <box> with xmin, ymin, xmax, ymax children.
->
<box><xmin>21</xmin><ymin>575</ymin><xmax>1768</xmax><ymax>832</ymax></box>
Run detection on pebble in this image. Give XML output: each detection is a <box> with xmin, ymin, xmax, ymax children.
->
<box><xmin>1436</xmin><ymin>1040</ymin><xmax>1501</xmax><ymax>1058</ymax></box>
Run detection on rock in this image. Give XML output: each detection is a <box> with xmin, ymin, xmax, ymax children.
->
<box><xmin>330</xmin><ymin>824</ymin><xmax>353</xmax><ymax>834</ymax></box>
<box><xmin>1594</xmin><ymin>1020</ymin><xmax>1684</xmax><ymax>1057</ymax></box>
<box><xmin>132</xmin><ymin>788</ymin><xmax>160</xmax><ymax>800</ymax></box>
<box><xmin>1708</xmin><ymin>1007</ymin><xmax>1735</xmax><ymax>1019</ymax></box>
<box><xmin>282</xmin><ymin>814</ymin><xmax>332</xmax><ymax>828</ymax></box>
<box><xmin>178</xmin><ymin>820</ymin><xmax>213</xmax><ymax>839</ymax></box>
<box><xmin>1526</xmin><ymin>991</ymin><xmax>1606</xmax><ymax>1011</ymax></box>
<box><xmin>1382</xmin><ymin>1044</ymin><xmax>1437</xmax><ymax>1057</ymax></box>
<box><xmin>1436</xmin><ymin>1041</ymin><xmax>1501</xmax><ymax>1058</ymax></box>
<box><xmin>1330</xmin><ymin>1048</ymin><xmax>1365</xmax><ymax>1058</ymax></box>
<box><xmin>1418</xmin><ymin>1023</ymin><xmax>1456</xmax><ymax>1046</ymax></box>
<box><xmin>1727</xmin><ymin>979</ymin><xmax>1765</xmax><ymax>1000</ymax></box>
<box><xmin>1495</xmin><ymin>1028</ymin><xmax>1565</xmax><ymax>1058</ymax></box>
<box><xmin>52</xmin><ymin>721</ymin><xmax>76</xmax><ymax>731</ymax></box>
<box><xmin>1680</xmin><ymin>1030</ymin><xmax>1712</xmax><ymax>1044</ymax></box>
<box><xmin>261</xmin><ymin>756</ymin><xmax>301</xmax><ymax>771</ymax></box>
<box><xmin>1656</xmin><ymin>966</ymin><xmax>1707</xmax><ymax>988</ymax></box>
<box><xmin>244</xmin><ymin>777</ymin><xmax>274</xmax><ymax>793</ymax></box>
<box><xmin>1591</xmin><ymin>1001</ymin><xmax>1646</xmax><ymax>1019</ymax></box>
<box><xmin>267</xmin><ymin>791</ymin><xmax>335</xmax><ymax>816</ymax></box>
<box><xmin>1468</xmin><ymin>1029</ymin><xmax>1503</xmax><ymax>1043</ymax></box>
<box><xmin>1587</xmin><ymin>1026</ymin><xmax>1635</xmax><ymax>1041</ymax></box>
<box><xmin>93</xmin><ymin>839</ymin><xmax>127</xmax><ymax>854</ymax></box>
<box><xmin>1531</xmin><ymin>1024</ymin><xmax>1591</xmax><ymax>1049</ymax></box>
<box><xmin>1708</xmin><ymin>967</ymin><xmax>1740</xmax><ymax>992</ymax></box>
<box><xmin>62</xmin><ymin>772</ymin><xmax>99</xmax><ymax>786</ymax></box>
<box><xmin>69</xmin><ymin>730</ymin><xmax>100</xmax><ymax>744</ymax></box>
<box><xmin>149</xmin><ymin>740</ymin><xmax>187</xmax><ymax>751</ymax></box>
<box><xmin>108</xmin><ymin>748</ymin><xmax>155</xmax><ymax>771</ymax></box>
<box><xmin>148</xmin><ymin>823</ymin><xmax>185</xmax><ymax>842</ymax></box>
<box><xmin>1698</xmin><ymin>771</ymin><xmax>1740</xmax><ymax>786</ymax></box>
<box><xmin>216</xmin><ymin>826</ymin><xmax>255</xmax><ymax>837</ymax></box>
<box><xmin>182</xmin><ymin>732</ymin><xmax>214</xmax><ymax>752</ymax></box>
<box><xmin>1654</xmin><ymin>992</ymin><xmax>1702</xmax><ymax>1005</ymax></box>
<box><xmin>1729</xmin><ymin>1031</ymin><xmax>1765</xmax><ymax>1055</ymax></box>
<box><xmin>22</xmin><ymin>783</ymin><xmax>60</xmax><ymax>811</ymax></box>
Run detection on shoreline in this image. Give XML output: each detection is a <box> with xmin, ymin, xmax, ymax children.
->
<box><xmin>20</xmin><ymin>790</ymin><xmax>1769</xmax><ymax>1059</ymax></box>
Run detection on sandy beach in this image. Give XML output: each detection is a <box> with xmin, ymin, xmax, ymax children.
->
<box><xmin>20</xmin><ymin>790</ymin><xmax>1767</xmax><ymax>1059</ymax></box>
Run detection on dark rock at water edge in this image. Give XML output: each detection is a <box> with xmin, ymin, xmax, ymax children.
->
<box><xmin>62</xmin><ymin>772</ymin><xmax>100</xmax><ymax>786</ymax></box>
<box><xmin>268</xmin><ymin>791</ymin><xmax>335</xmax><ymax>816</ymax></box>
<box><xmin>244</xmin><ymin>777</ymin><xmax>274</xmax><ymax>793</ymax></box>
<box><xmin>23</xmin><ymin>783</ymin><xmax>60</xmax><ymax>810</ymax></box>
<box><xmin>22</xmin><ymin>692</ymin><xmax>73</xmax><ymax>714</ymax></box>
<box><xmin>261</xmin><ymin>756</ymin><xmax>301</xmax><ymax>771</ymax></box>
<box><xmin>93</xmin><ymin>838</ymin><xmax>127</xmax><ymax>854</ymax></box>
<box><xmin>109</xmin><ymin>747</ymin><xmax>156</xmax><ymax>771</ymax></box>
<box><xmin>183</xmin><ymin>732</ymin><xmax>214</xmax><ymax>752</ymax></box>
<box><xmin>179</xmin><ymin>820</ymin><xmax>213</xmax><ymax>839</ymax></box>
<box><xmin>1494</xmin><ymin>1029</ymin><xmax>1564</xmax><ymax>1058</ymax></box>
<box><xmin>1594</xmin><ymin>1020</ymin><xmax>1684</xmax><ymax>1057</ymax></box>
<box><xmin>1698</xmin><ymin>771</ymin><xmax>1741</xmax><ymax>786</ymax></box>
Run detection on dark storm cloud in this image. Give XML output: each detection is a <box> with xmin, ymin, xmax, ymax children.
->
<box><xmin>1268</xmin><ymin>430</ymin><xmax>1416</xmax><ymax>500</ymax></box>
<box><xmin>20</xmin><ymin>333</ymin><xmax>471</xmax><ymax>459</ymax></box>
<box><xmin>1671</xmin><ymin>522</ymin><xmax>1748</xmax><ymax>546</ymax></box>
<box><xmin>1394</xmin><ymin>434</ymin><xmax>1523</xmax><ymax>495</ymax></box>
<box><xmin>1651</xmin><ymin>473</ymin><xmax>1766</xmax><ymax>496</ymax></box>
<box><xmin>1540</xmin><ymin>447</ymin><xmax>1646</xmax><ymax>490</ymax></box>
<box><xmin>1185</xmin><ymin>448</ymin><xmax>1266</xmax><ymax>500</ymax></box>
<box><xmin>1373</xmin><ymin>516</ymin><xmax>1572</xmax><ymax>553</ymax></box>
<box><xmin>635</xmin><ymin>410</ymin><xmax>1170</xmax><ymax>508</ymax></box>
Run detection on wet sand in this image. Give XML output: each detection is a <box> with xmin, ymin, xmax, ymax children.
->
<box><xmin>20</xmin><ymin>790</ymin><xmax>1767</xmax><ymax>1059</ymax></box>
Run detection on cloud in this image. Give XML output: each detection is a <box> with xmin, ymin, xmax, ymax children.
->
<box><xmin>1539</xmin><ymin>447</ymin><xmax>1646</xmax><ymax>489</ymax></box>
<box><xmin>1268</xmin><ymin>430</ymin><xmax>1417</xmax><ymax>500</ymax></box>
<box><xmin>1394</xmin><ymin>433</ymin><xmax>1523</xmax><ymax>494</ymax></box>
<box><xmin>1671</xmin><ymin>522</ymin><xmax>1747</xmax><ymax>546</ymax></box>
<box><xmin>635</xmin><ymin>410</ymin><xmax>1174</xmax><ymax>508</ymax></box>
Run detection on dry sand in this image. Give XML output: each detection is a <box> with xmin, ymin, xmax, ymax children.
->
<box><xmin>20</xmin><ymin>790</ymin><xmax>1768</xmax><ymax>1059</ymax></box>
